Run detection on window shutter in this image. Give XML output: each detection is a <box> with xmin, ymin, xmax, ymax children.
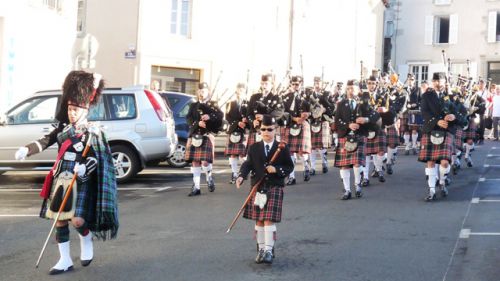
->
<box><xmin>424</xmin><ymin>16</ymin><xmax>434</xmax><ymax>45</ymax></box>
<box><xmin>488</xmin><ymin>11</ymin><xmax>497</xmax><ymax>43</ymax></box>
<box><xmin>449</xmin><ymin>14</ymin><xmax>458</xmax><ymax>44</ymax></box>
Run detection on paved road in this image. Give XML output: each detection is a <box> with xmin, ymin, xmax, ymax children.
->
<box><xmin>0</xmin><ymin>141</ymin><xmax>499</xmax><ymax>281</ymax></box>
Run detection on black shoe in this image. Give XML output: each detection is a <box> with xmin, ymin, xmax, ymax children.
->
<box><xmin>440</xmin><ymin>186</ymin><xmax>449</xmax><ymax>197</ymax></box>
<box><xmin>386</xmin><ymin>164</ymin><xmax>393</xmax><ymax>175</ymax></box>
<box><xmin>262</xmin><ymin>250</ymin><xmax>274</xmax><ymax>264</ymax></box>
<box><xmin>341</xmin><ymin>191</ymin><xmax>352</xmax><ymax>200</ymax></box>
<box><xmin>310</xmin><ymin>169</ymin><xmax>316</xmax><ymax>176</ymax></box>
<box><xmin>412</xmin><ymin>148</ymin><xmax>418</xmax><ymax>155</ymax></box>
<box><xmin>425</xmin><ymin>192</ymin><xmax>436</xmax><ymax>202</ymax></box>
<box><xmin>287</xmin><ymin>177</ymin><xmax>296</xmax><ymax>185</ymax></box>
<box><xmin>188</xmin><ymin>186</ymin><xmax>201</xmax><ymax>197</ymax></box>
<box><xmin>304</xmin><ymin>170</ymin><xmax>311</xmax><ymax>182</ymax></box>
<box><xmin>452</xmin><ymin>164</ymin><xmax>458</xmax><ymax>175</ymax></box>
<box><xmin>49</xmin><ymin>266</ymin><xmax>74</xmax><ymax>275</ymax></box>
<box><xmin>229</xmin><ymin>174</ymin><xmax>236</xmax><ymax>184</ymax></box>
<box><xmin>466</xmin><ymin>159</ymin><xmax>473</xmax><ymax>167</ymax></box>
<box><xmin>207</xmin><ymin>177</ymin><xmax>215</xmax><ymax>192</ymax></box>
<box><xmin>445</xmin><ymin>177</ymin><xmax>451</xmax><ymax>186</ymax></box>
<box><xmin>371</xmin><ymin>170</ymin><xmax>379</xmax><ymax>178</ymax></box>
<box><xmin>322</xmin><ymin>164</ymin><xmax>328</xmax><ymax>173</ymax></box>
<box><xmin>255</xmin><ymin>249</ymin><xmax>265</xmax><ymax>264</ymax></box>
<box><xmin>355</xmin><ymin>189</ymin><xmax>362</xmax><ymax>198</ymax></box>
<box><xmin>361</xmin><ymin>178</ymin><xmax>370</xmax><ymax>187</ymax></box>
<box><xmin>378</xmin><ymin>173</ymin><xmax>386</xmax><ymax>183</ymax></box>
<box><xmin>81</xmin><ymin>259</ymin><xmax>92</xmax><ymax>267</ymax></box>
<box><xmin>404</xmin><ymin>150</ymin><xmax>410</xmax><ymax>156</ymax></box>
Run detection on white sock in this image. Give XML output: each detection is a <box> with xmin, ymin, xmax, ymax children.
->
<box><xmin>427</xmin><ymin>167</ymin><xmax>437</xmax><ymax>189</ymax></box>
<box><xmin>465</xmin><ymin>143</ymin><xmax>472</xmax><ymax>159</ymax></box>
<box><xmin>255</xmin><ymin>225</ymin><xmax>265</xmax><ymax>251</ymax></box>
<box><xmin>434</xmin><ymin>165</ymin><xmax>439</xmax><ymax>181</ymax></box>
<box><xmin>289</xmin><ymin>155</ymin><xmax>296</xmax><ymax>179</ymax></box>
<box><xmin>264</xmin><ymin>225</ymin><xmax>277</xmax><ymax>251</ymax></box>
<box><xmin>451</xmin><ymin>155</ymin><xmax>457</xmax><ymax>165</ymax></box>
<box><xmin>202</xmin><ymin>164</ymin><xmax>212</xmax><ymax>181</ymax></box>
<box><xmin>412</xmin><ymin>132</ymin><xmax>418</xmax><ymax>148</ymax></box>
<box><xmin>353</xmin><ymin>166</ymin><xmax>362</xmax><ymax>186</ymax></box>
<box><xmin>439</xmin><ymin>165</ymin><xmax>448</xmax><ymax>185</ymax></box>
<box><xmin>387</xmin><ymin>147</ymin><xmax>396</xmax><ymax>164</ymax></box>
<box><xmin>79</xmin><ymin>232</ymin><xmax>93</xmax><ymax>262</ymax></box>
<box><xmin>310</xmin><ymin>151</ymin><xmax>317</xmax><ymax>169</ymax></box>
<box><xmin>404</xmin><ymin>134</ymin><xmax>411</xmax><ymax>150</ymax></box>
<box><xmin>364</xmin><ymin>156</ymin><xmax>371</xmax><ymax>179</ymax></box>
<box><xmin>340</xmin><ymin>169</ymin><xmax>351</xmax><ymax>192</ymax></box>
<box><xmin>321</xmin><ymin>149</ymin><xmax>328</xmax><ymax>164</ymax></box>
<box><xmin>303</xmin><ymin>154</ymin><xmax>310</xmax><ymax>171</ymax></box>
<box><xmin>229</xmin><ymin>157</ymin><xmax>239</xmax><ymax>176</ymax></box>
<box><xmin>53</xmin><ymin>241</ymin><xmax>73</xmax><ymax>270</ymax></box>
<box><xmin>191</xmin><ymin>167</ymin><xmax>201</xmax><ymax>189</ymax></box>
<box><xmin>374</xmin><ymin>155</ymin><xmax>384</xmax><ymax>172</ymax></box>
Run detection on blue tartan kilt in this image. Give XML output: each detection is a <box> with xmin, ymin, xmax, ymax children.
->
<box><xmin>40</xmin><ymin>160</ymin><xmax>95</xmax><ymax>222</ymax></box>
<box><xmin>243</xmin><ymin>186</ymin><xmax>284</xmax><ymax>223</ymax></box>
<box><xmin>365</xmin><ymin>130</ymin><xmax>387</xmax><ymax>155</ymax></box>
<box><xmin>418</xmin><ymin>132</ymin><xmax>454</xmax><ymax>163</ymax></box>
<box><xmin>185</xmin><ymin>137</ymin><xmax>214</xmax><ymax>163</ymax></box>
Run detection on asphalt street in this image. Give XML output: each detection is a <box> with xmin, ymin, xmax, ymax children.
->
<box><xmin>0</xmin><ymin>141</ymin><xmax>499</xmax><ymax>281</ymax></box>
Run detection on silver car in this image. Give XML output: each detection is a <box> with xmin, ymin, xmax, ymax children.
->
<box><xmin>0</xmin><ymin>86</ymin><xmax>178</xmax><ymax>183</ymax></box>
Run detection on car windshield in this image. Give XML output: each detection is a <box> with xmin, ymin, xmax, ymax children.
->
<box><xmin>6</xmin><ymin>96</ymin><xmax>58</xmax><ymax>124</ymax></box>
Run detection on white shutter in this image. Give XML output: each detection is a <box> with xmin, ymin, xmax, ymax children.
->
<box><xmin>424</xmin><ymin>15</ymin><xmax>434</xmax><ymax>45</ymax></box>
<box><xmin>449</xmin><ymin>14</ymin><xmax>458</xmax><ymax>44</ymax></box>
<box><xmin>488</xmin><ymin>11</ymin><xmax>497</xmax><ymax>43</ymax></box>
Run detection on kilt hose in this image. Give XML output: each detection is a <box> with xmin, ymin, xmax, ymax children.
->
<box><xmin>224</xmin><ymin>134</ymin><xmax>247</xmax><ymax>157</ymax></box>
<box><xmin>365</xmin><ymin>130</ymin><xmax>387</xmax><ymax>155</ymax></box>
<box><xmin>385</xmin><ymin>125</ymin><xmax>400</xmax><ymax>148</ymax></box>
<box><xmin>463</xmin><ymin>121</ymin><xmax>477</xmax><ymax>141</ymax></box>
<box><xmin>311</xmin><ymin>121</ymin><xmax>332</xmax><ymax>149</ymax></box>
<box><xmin>334</xmin><ymin>136</ymin><xmax>367</xmax><ymax>168</ymax></box>
<box><xmin>185</xmin><ymin>136</ymin><xmax>214</xmax><ymax>163</ymax></box>
<box><xmin>278</xmin><ymin>126</ymin><xmax>289</xmax><ymax>144</ymax></box>
<box><xmin>243</xmin><ymin>186</ymin><xmax>284</xmax><ymax>223</ymax></box>
<box><xmin>288</xmin><ymin>121</ymin><xmax>312</xmax><ymax>154</ymax></box>
<box><xmin>39</xmin><ymin>161</ymin><xmax>96</xmax><ymax>221</ymax></box>
<box><xmin>454</xmin><ymin>129</ymin><xmax>464</xmax><ymax>152</ymax></box>
<box><xmin>418</xmin><ymin>132</ymin><xmax>454</xmax><ymax>163</ymax></box>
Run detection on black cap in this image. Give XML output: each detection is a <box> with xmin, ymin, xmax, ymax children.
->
<box><xmin>291</xmin><ymin>76</ymin><xmax>303</xmax><ymax>83</ymax></box>
<box><xmin>432</xmin><ymin>72</ymin><xmax>446</xmax><ymax>81</ymax></box>
<box><xmin>346</xmin><ymin>80</ymin><xmax>355</xmax><ymax>86</ymax></box>
<box><xmin>261</xmin><ymin>114</ymin><xmax>276</xmax><ymax>126</ymax></box>
<box><xmin>198</xmin><ymin>82</ymin><xmax>209</xmax><ymax>90</ymax></box>
<box><xmin>261</xmin><ymin>73</ymin><xmax>273</xmax><ymax>82</ymax></box>
<box><xmin>368</xmin><ymin>75</ymin><xmax>377</xmax><ymax>82</ymax></box>
<box><xmin>313</xmin><ymin>76</ymin><xmax>321</xmax><ymax>82</ymax></box>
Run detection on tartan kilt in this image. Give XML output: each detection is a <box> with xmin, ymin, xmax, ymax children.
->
<box><xmin>418</xmin><ymin>132</ymin><xmax>454</xmax><ymax>163</ymax></box>
<box><xmin>224</xmin><ymin>135</ymin><xmax>246</xmax><ymax>156</ymax></box>
<box><xmin>334</xmin><ymin>137</ymin><xmax>367</xmax><ymax>167</ymax></box>
<box><xmin>463</xmin><ymin>122</ymin><xmax>477</xmax><ymax>140</ymax></box>
<box><xmin>243</xmin><ymin>186</ymin><xmax>284</xmax><ymax>223</ymax></box>
<box><xmin>246</xmin><ymin>131</ymin><xmax>260</xmax><ymax>153</ymax></box>
<box><xmin>365</xmin><ymin>130</ymin><xmax>387</xmax><ymax>155</ymax></box>
<box><xmin>399</xmin><ymin>115</ymin><xmax>409</xmax><ymax>133</ymax></box>
<box><xmin>288</xmin><ymin>121</ymin><xmax>312</xmax><ymax>154</ymax></box>
<box><xmin>185</xmin><ymin>137</ymin><xmax>214</xmax><ymax>163</ymax></box>
<box><xmin>39</xmin><ymin>161</ymin><xmax>96</xmax><ymax>221</ymax></box>
<box><xmin>385</xmin><ymin>126</ymin><xmax>400</xmax><ymax>148</ymax></box>
<box><xmin>454</xmin><ymin>129</ymin><xmax>464</xmax><ymax>152</ymax></box>
<box><xmin>311</xmin><ymin>121</ymin><xmax>331</xmax><ymax>149</ymax></box>
<box><xmin>278</xmin><ymin>126</ymin><xmax>289</xmax><ymax>144</ymax></box>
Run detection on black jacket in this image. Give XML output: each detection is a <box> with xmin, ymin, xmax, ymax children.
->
<box><xmin>335</xmin><ymin>96</ymin><xmax>379</xmax><ymax>138</ymax></box>
<box><xmin>309</xmin><ymin>90</ymin><xmax>335</xmax><ymax>121</ymax></box>
<box><xmin>421</xmin><ymin>89</ymin><xmax>457</xmax><ymax>133</ymax></box>
<box><xmin>282</xmin><ymin>90</ymin><xmax>311</xmax><ymax>127</ymax></box>
<box><xmin>247</xmin><ymin>92</ymin><xmax>284</xmax><ymax>131</ymax></box>
<box><xmin>239</xmin><ymin>141</ymin><xmax>294</xmax><ymax>189</ymax></box>
<box><xmin>225</xmin><ymin>99</ymin><xmax>248</xmax><ymax>134</ymax></box>
<box><xmin>187</xmin><ymin>101</ymin><xmax>223</xmax><ymax>137</ymax></box>
<box><xmin>407</xmin><ymin>86</ymin><xmax>421</xmax><ymax>110</ymax></box>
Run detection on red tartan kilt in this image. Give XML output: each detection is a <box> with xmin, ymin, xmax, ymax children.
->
<box><xmin>243</xmin><ymin>186</ymin><xmax>284</xmax><ymax>223</ymax></box>
<box><xmin>454</xmin><ymin>130</ymin><xmax>464</xmax><ymax>152</ymax></box>
<box><xmin>408</xmin><ymin>124</ymin><xmax>422</xmax><ymax>131</ymax></box>
<box><xmin>278</xmin><ymin>126</ymin><xmax>289</xmax><ymax>144</ymax></box>
<box><xmin>386</xmin><ymin>126</ymin><xmax>400</xmax><ymax>148</ymax></box>
<box><xmin>463</xmin><ymin>122</ymin><xmax>477</xmax><ymax>140</ymax></box>
<box><xmin>311</xmin><ymin>130</ymin><xmax>323</xmax><ymax>149</ymax></box>
<box><xmin>224</xmin><ymin>135</ymin><xmax>247</xmax><ymax>156</ymax></box>
<box><xmin>399</xmin><ymin>116</ymin><xmax>409</xmax><ymax>133</ymax></box>
<box><xmin>365</xmin><ymin>130</ymin><xmax>387</xmax><ymax>155</ymax></box>
<box><xmin>331</xmin><ymin>122</ymin><xmax>337</xmax><ymax>132</ymax></box>
<box><xmin>334</xmin><ymin>137</ymin><xmax>367</xmax><ymax>167</ymax></box>
<box><xmin>288</xmin><ymin>121</ymin><xmax>312</xmax><ymax>153</ymax></box>
<box><xmin>185</xmin><ymin>137</ymin><xmax>214</xmax><ymax>163</ymax></box>
<box><xmin>246</xmin><ymin>131</ymin><xmax>260</xmax><ymax>151</ymax></box>
<box><xmin>418</xmin><ymin>132</ymin><xmax>454</xmax><ymax>163</ymax></box>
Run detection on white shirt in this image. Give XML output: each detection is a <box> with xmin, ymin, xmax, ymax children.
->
<box><xmin>492</xmin><ymin>94</ymin><xmax>500</xmax><ymax>117</ymax></box>
<box><xmin>263</xmin><ymin>140</ymin><xmax>275</xmax><ymax>157</ymax></box>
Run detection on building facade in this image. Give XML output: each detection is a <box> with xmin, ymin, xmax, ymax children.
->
<box><xmin>82</xmin><ymin>0</ymin><xmax>386</xmax><ymax>101</ymax></box>
<box><xmin>384</xmin><ymin>0</ymin><xmax>500</xmax><ymax>86</ymax></box>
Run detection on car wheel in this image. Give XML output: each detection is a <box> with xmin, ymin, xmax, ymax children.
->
<box><xmin>111</xmin><ymin>144</ymin><xmax>140</xmax><ymax>183</ymax></box>
<box><xmin>166</xmin><ymin>140</ymin><xmax>188</xmax><ymax>168</ymax></box>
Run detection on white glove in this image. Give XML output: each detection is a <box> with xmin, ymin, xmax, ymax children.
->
<box><xmin>15</xmin><ymin>147</ymin><xmax>29</xmax><ymax>161</ymax></box>
<box><xmin>74</xmin><ymin>163</ymin><xmax>87</xmax><ymax>177</ymax></box>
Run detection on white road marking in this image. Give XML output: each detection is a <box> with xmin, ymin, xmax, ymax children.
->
<box><xmin>459</xmin><ymin>229</ymin><xmax>471</xmax><ymax>238</ymax></box>
<box><xmin>484</xmin><ymin>164</ymin><xmax>500</xmax><ymax>168</ymax></box>
<box><xmin>214</xmin><ymin>169</ymin><xmax>228</xmax><ymax>174</ymax></box>
<box><xmin>471</xmin><ymin>198</ymin><xmax>480</xmax><ymax>203</ymax></box>
<box><xmin>487</xmin><ymin>154</ymin><xmax>500</xmax><ymax>157</ymax></box>
<box><xmin>479</xmin><ymin>177</ymin><xmax>485</xmax><ymax>182</ymax></box>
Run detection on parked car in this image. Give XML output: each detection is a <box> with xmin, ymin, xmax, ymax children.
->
<box><xmin>0</xmin><ymin>86</ymin><xmax>178</xmax><ymax>183</ymax></box>
<box><xmin>160</xmin><ymin>91</ymin><xmax>194</xmax><ymax>168</ymax></box>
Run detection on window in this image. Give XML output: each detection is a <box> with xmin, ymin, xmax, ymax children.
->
<box><xmin>88</xmin><ymin>98</ymin><xmax>105</xmax><ymax>121</ymax></box>
<box><xmin>425</xmin><ymin>14</ymin><xmax>458</xmax><ymax>45</ymax></box>
<box><xmin>488</xmin><ymin>11</ymin><xmax>500</xmax><ymax>42</ymax></box>
<box><xmin>6</xmin><ymin>96</ymin><xmax>58</xmax><ymax>125</ymax></box>
<box><xmin>178</xmin><ymin>104</ymin><xmax>190</xmax><ymax>118</ymax></box>
<box><xmin>107</xmin><ymin>94</ymin><xmax>137</xmax><ymax>120</ymax></box>
<box><xmin>43</xmin><ymin>0</ymin><xmax>62</xmax><ymax>12</ymax></box>
<box><xmin>170</xmin><ymin>0</ymin><xmax>192</xmax><ymax>37</ymax></box>
<box><xmin>409</xmin><ymin>65</ymin><xmax>429</xmax><ymax>85</ymax></box>
<box><xmin>435</xmin><ymin>16</ymin><xmax>450</xmax><ymax>43</ymax></box>
<box><xmin>76</xmin><ymin>0</ymin><xmax>87</xmax><ymax>35</ymax></box>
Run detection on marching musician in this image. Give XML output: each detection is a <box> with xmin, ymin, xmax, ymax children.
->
<box><xmin>309</xmin><ymin>76</ymin><xmax>335</xmax><ymax>175</ymax></box>
<box><xmin>450</xmin><ymin>87</ymin><xmax>469</xmax><ymax>175</ymax></box>
<box><xmin>225</xmin><ymin>83</ymin><xmax>249</xmax><ymax>184</ymax></box>
<box><xmin>334</xmin><ymin>80</ymin><xmax>379</xmax><ymax>200</ymax></box>
<box><xmin>462</xmin><ymin>86</ymin><xmax>486</xmax><ymax>167</ymax></box>
<box><xmin>403</xmin><ymin>74</ymin><xmax>423</xmax><ymax>155</ymax></box>
<box><xmin>236</xmin><ymin>115</ymin><xmax>294</xmax><ymax>265</ymax></box>
<box><xmin>418</xmin><ymin>72</ymin><xmax>457</xmax><ymax>201</ymax></box>
<box><xmin>282</xmin><ymin>76</ymin><xmax>312</xmax><ymax>184</ymax></box>
<box><xmin>185</xmin><ymin>82</ymin><xmax>223</xmax><ymax>197</ymax></box>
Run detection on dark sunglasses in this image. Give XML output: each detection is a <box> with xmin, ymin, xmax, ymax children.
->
<box><xmin>260</xmin><ymin>127</ymin><xmax>274</xmax><ymax>132</ymax></box>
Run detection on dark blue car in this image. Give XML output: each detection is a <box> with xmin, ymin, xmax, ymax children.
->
<box><xmin>160</xmin><ymin>92</ymin><xmax>195</xmax><ymax>168</ymax></box>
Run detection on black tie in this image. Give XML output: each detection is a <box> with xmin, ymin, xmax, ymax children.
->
<box><xmin>350</xmin><ymin>100</ymin><xmax>354</xmax><ymax>111</ymax></box>
<box><xmin>265</xmin><ymin>144</ymin><xmax>270</xmax><ymax>157</ymax></box>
